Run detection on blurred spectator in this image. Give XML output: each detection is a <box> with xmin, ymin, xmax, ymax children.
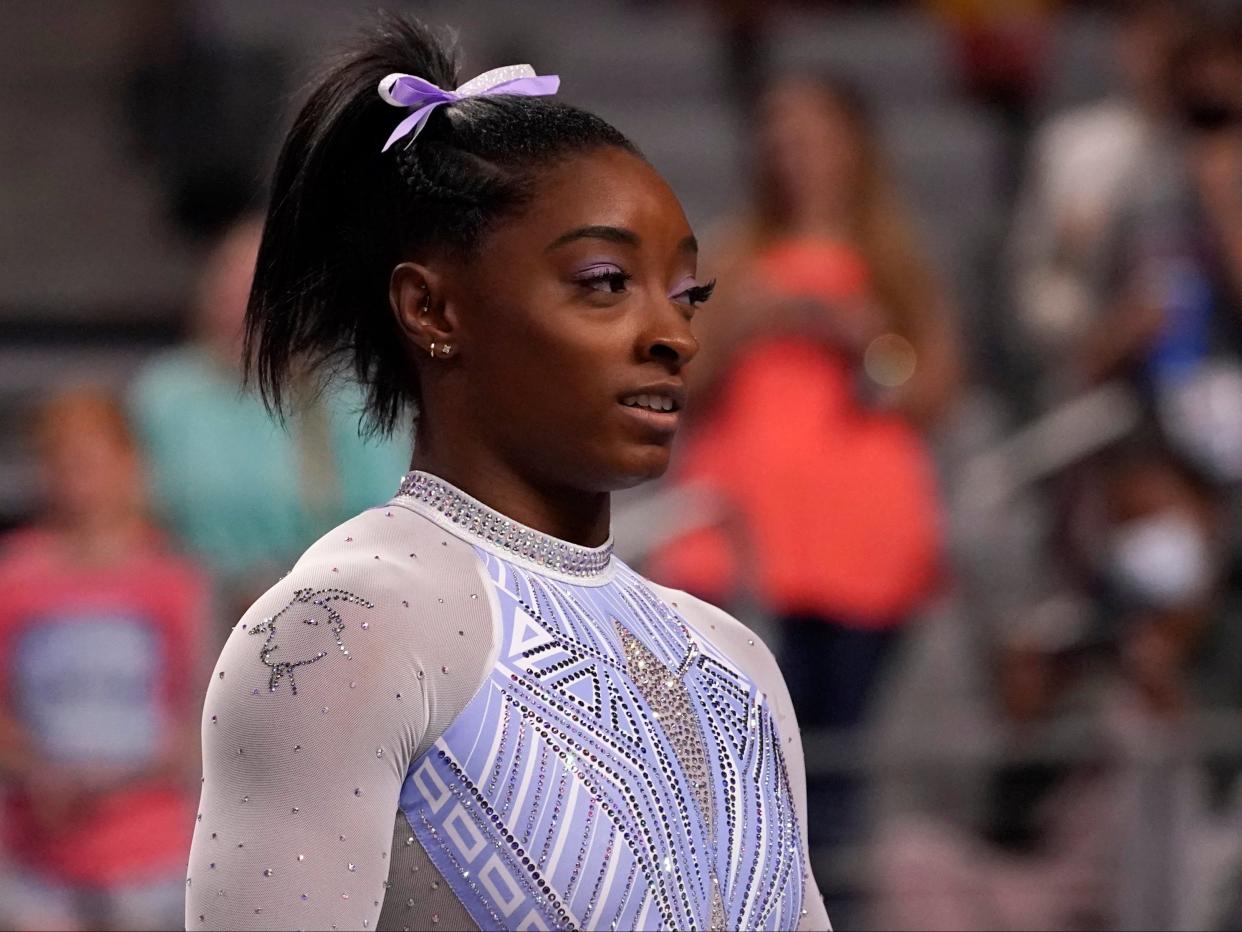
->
<box><xmin>872</xmin><ymin>442</ymin><xmax>1238</xmax><ymax>931</ymax></box>
<box><xmin>658</xmin><ymin>72</ymin><xmax>960</xmax><ymax>715</ymax></box>
<box><xmin>0</xmin><ymin>389</ymin><xmax>207</xmax><ymax>931</ymax></box>
<box><xmin>1008</xmin><ymin>0</ymin><xmax>1192</xmax><ymax>406</ymax></box>
<box><xmin>1067</xmin><ymin>12</ymin><xmax>1242</xmax><ymax>485</ymax></box>
<box><xmin>649</xmin><ymin>72</ymin><xmax>962</xmax><ymax>921</ymax></box>
<box><xmin>1004</xmin><ymin>8</ymin><xmax>1242</xmax><ymax>766</ymax></box>
<box><xmin>128</xmin><ymin>216</ymin><xmax>411</xmax><ymax>630</ymax></box>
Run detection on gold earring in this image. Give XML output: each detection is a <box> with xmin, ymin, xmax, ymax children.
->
<box><xmin>439</xmin><ymin>343</ymin><xmax>453</xmax><ymax>357</ymax></box>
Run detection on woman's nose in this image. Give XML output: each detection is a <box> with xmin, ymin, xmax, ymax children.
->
<box><xmin>643</xmin><ymin>318</ymin><xmax>699</xmax><ymax>368</ymax></box>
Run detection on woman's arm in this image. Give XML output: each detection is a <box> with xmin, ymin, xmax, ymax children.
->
<box><xmin>186</xmin><ymin>505</ymin><xmax>498</xmax><ymax>931</ymax></box>
<box><xmin>885</xmin><ymin>288</ymin><xmax>964</xmax><ymax>428</ymax></box>
<box><xmin>186</xmin><ymin>566</ymin><xmax>426</xmax><ymax>931</ymax></box>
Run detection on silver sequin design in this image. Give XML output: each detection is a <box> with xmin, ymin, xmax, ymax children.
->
<box><xmin>248</xmin><ymin>588</ymin><xmax>374</xmax><ymax>694</ymax></box>
<box><xmin>395</xmin><ymin>471</ymin><xmax>612</xmax><ymax>578</ymax></box>
<box><xmin>614</xmin><ymin>621</ymin><xmax>727</xmax><ymax>931</ymax></box>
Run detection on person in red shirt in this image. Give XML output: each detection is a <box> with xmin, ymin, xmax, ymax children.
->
<box><xmin>0</xmin><ymin>389</ymin><xmax>209</xmax><ymax>931</ymax></box>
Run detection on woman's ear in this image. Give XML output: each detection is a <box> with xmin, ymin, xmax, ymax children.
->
<box><xmin>389</xmin><ymin>261</ymin><xmax>459</xmax><ymax>358</ymax></box>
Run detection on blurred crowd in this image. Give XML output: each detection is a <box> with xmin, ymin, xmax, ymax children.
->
<box><xmin>652</xmin><ymin>3</ymin><xmax>1242</xmax><ymax>930</ymax></box>
<box><xmin>0</xmin><ymin>220</ymin><xmax>408</xmax><ymax>928</ymax></box>
<box><xmin>4</xmin><ymin>1</ymin><xmax>1242</xmax><ymax>930</ymax></box>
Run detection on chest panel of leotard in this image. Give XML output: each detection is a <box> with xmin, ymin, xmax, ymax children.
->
<box><xmin>398</xmin><ymin>548</ymin><xmax>805</xmax><ymax>931</ymax></box>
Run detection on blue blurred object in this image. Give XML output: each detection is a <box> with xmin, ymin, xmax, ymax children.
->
<box><xmin>1145</xmin><ymin>252</ymin><xmax>1214</xmax><ymax>389</ymax></box>
<box><xmin>129</xmin><ymin>346</ymin><xmax>410</xmax><ymax>594</ymax></box>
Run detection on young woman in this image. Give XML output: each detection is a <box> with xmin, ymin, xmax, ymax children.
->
<box><xmin>186</xmin><ymin>15</ymin><xmax>828</xmax><ymax>931</ymax></box>
<box><xmin>648</xmin><ymin>76</ymin><xmax>957</xmax><ymax>923</ymax></box>
<box><xmin>656</xmin><ymin>73</ymin><xmax>956</xmax><ymax>737</ymax></box>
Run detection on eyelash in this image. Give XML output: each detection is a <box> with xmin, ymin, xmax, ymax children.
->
<box><xmin>682</xmin><ymin>279</ymin><xmax>716</xmax><ymax>307</ymax></box>
<box><xmin>575</xmin><ymin>271</ymin><xmax>717</xmax><ymax>307</ymax></box>
<box><xmin>578</xmin><ymin>269</ymin><xmax>631</xmax><ymax>294</ymax></box>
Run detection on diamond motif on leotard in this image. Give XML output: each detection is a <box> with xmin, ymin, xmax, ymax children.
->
<box><xmin>248</xmin><ymin>588</ymin><xmax>374</xmax><ymax>695</ymax></box>
<box><xmin>613</xmin><ymin>620</ymin><xmax>727</xmax><ymax>930</ymax></box>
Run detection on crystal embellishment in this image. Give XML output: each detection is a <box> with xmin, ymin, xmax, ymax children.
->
<box><xmin>248</xmin><ymin>588</ymin><xmax>374</xmax><ymax>695</ymax></box>
<box><xmin>398</xmin><ymin>537</ymin><xmax>806</xmax><ymax>931</ymax></box>
<box><xmin>614</xmin><ymin>620</ymin><xmax>727</xmax><ymax>930</ymax></box>
<box><xmin>395</xmin><ymin>471</ymin><xmax>613</xmax><ymax>578</ymax></box>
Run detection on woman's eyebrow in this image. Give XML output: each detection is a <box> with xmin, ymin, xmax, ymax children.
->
<box><xmin>545</xmin><ymin>225</ymin><xmax>640</xmax><ymax>251</ymax></box>
<box><xmin>544</xmin><ymin>227</ymin><xmax>699</xmax><ymax>256</ymax></box>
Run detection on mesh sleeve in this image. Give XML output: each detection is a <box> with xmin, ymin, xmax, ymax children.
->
<box><xmin>186</xmin><ymin>507</ymin><xmax>498</xmax><ymax>931</ymax></box>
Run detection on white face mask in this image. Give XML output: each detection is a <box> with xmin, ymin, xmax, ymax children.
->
<box><xmin>1108</xmin><ymin>511</ymin><xmax>1212</xmax><ymax>609</ymax></box>
<box><xmin>1158</xmin><ymin>361</ymin><xmax>1242</xmax><ymax>483</ymax></box>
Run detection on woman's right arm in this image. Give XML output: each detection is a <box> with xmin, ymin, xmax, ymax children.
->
<box><xmin>186</xmin><ymin>561</ymin><xmax>428</xmax><ymax>931</ymax></box>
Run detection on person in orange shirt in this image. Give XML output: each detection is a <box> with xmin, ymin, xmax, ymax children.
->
<box><xmin>651</xmin><ymin>75</ymin><xmax>962</xmax><ymax>915</ymax></box>
<box><xmin>660</xmin><ymin>73</ymin><xmax>961</xmax><ymax>719</ymax></box>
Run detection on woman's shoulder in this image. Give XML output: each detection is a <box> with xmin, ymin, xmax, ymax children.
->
<box><xmin>293</xmin><ymin>502</ymin><xmax>451</xmax><ymax>583</ymax></box>
<box><xmin>642</xmin><ymin>578</ymin><xmax>788</xmax><ymax>697</ymax></box>
<box><xmin>640</xmin><ymin>578</ymin><xmax>807</xmax><ymax>784</ymax></box>
<box><xmin>259</xmin><ymin>501</ymin><xmax>494</xmax><ymax>635</ymax></box>
<box><xmin>219</xmin><ymin>502</ymin><xmax>499</xmax><ymax>750</ymax></box>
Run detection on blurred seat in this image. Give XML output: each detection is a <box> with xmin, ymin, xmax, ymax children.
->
<box><xmin>0</xmin><ymin>3</ymin><xmax>194</xmax><ymax>315</ymax></box>
<box><xmin>589</xmin><ymin>97</ymin><xmax>744</xmax><ymax>229</ymax></box>
<box><xmin>768</xmin><ymin>7</ymin><xmax>954</xmax><ymax>105</ymax></box>
<box><xmin>522</xmin><ymin>2</ymin><xmax>725</xmax><ymax>105</ymax></box>
<box><xmin>878</xmin><ymin>102</ymin><xmax>1009</xmax><ymax>338</ymax></box>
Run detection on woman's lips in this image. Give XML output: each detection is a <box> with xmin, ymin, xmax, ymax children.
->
<box><xmin>617</xmin><ymin>401</ymin><xmax>680</xmax><ymax>435</ymax></box>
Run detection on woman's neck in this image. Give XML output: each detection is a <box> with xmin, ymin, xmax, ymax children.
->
<box><xmin>783</xmin><ymin>210</ymin><xmax>853</xmax><ymax>240</ymax></box>
<box><xmin>409</xmin><ymin>450</ymin><xmax>611</xmax><ymax>549</ymax></box>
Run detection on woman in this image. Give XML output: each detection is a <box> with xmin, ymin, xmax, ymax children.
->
<box><xmin>658</xmin><ymin>74</ymin><xmax>958</xmax><ymax>732</ymax></box>
<box><xmin>647</xmin><ymin>77</ymin><xmax>958</xmax><ymax>926</ymax></box>
<box><xmin>186</xmin><ymin>15</ymin><xmax>827</xmax><ymax>932</ymax></box>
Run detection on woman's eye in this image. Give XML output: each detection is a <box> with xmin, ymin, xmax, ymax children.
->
<box><xmin>675</xmin><ymin>278</ymin><xmax>716</xmax><ymax>308</ymax></box>
<box><xmin>577</xmin><ymin>270</ymin><xmax>630</xmax><ymax>294</ymax></box>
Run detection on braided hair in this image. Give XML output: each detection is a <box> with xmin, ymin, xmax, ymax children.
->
<box><xmin>245</xmin><ymin>13</ymin><xmax>639</xmax><ymax>436</ymax></box>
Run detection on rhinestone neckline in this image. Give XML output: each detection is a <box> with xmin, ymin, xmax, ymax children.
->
<box><xmin>394</xmin><ymin>471</ymin><xmax>614</xmax><ymax>579</ymax></box>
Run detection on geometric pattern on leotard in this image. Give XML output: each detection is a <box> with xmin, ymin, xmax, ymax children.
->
<box><xmin>398</xmin><ymin>548</ymin><xmax>805</xmax><ymax>931</ymax></box>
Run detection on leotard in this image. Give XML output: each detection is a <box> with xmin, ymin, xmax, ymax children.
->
<box><xmin>186</xmin><ymin>471</ymin><xmax>830</xmax><ymax>931</ymax></box>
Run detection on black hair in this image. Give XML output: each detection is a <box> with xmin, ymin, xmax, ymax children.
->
<box><xmin>245</xmin><ymin>13</ymin><xmax>639</xmax><ymax>436</ymax></box>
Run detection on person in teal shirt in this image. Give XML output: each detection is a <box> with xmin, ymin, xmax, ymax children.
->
<box><xmin>130</xmin><ymin>217</ymin><xmax>410</xmax><ymax>629</ymax></box>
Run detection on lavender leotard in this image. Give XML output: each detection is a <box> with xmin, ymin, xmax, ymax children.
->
<box><xmin>186</xmin><ymin>472</ymin><xmax>829</xmax><ymax>931</ymax></box>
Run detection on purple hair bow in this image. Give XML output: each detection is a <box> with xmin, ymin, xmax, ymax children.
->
<box><xmin>378</xmin><ymin>64</ymin><xmax>561</xmax><ymax>152</ymax></box>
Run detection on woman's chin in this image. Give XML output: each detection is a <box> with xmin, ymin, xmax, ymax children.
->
<box><xmin>609</xmin><ymin>445</ymin><xmax>673</xmax><ymax>488</ymax></box>
<box><xmin>562</xmin><ymin>440</ymin><xmax>674</xmax><ymax>492</ymax></box>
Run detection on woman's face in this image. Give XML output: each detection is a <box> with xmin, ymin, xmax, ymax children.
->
<box><xmin>431</xmin><ymin>146</ymin><xmax>707</xmax><ymax>492</ymax></box>
<box><xmin>38</xmin><ymin>405</ymin><xmax>142</xmax><ymax>525</ymax></box>
<box><xmin>758</xmin><ymin>81</ymin><xmax>863</xmax><ymax>212</ymax></box>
